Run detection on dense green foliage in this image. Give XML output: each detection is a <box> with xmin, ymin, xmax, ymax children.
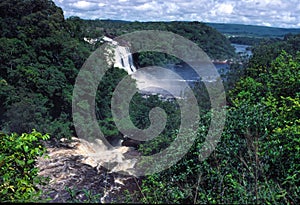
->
<box><xmin>0</xmin><ymin>0</ymin><xmax>92</xmax><ymax>138</ymax></box>
<box><xmin>247</xmin><ymin>33</ymin><xmax>300</xmax><ymax>77</ymax></box>
<box><xmin>67</xmin><ymin>19</ymin><xmax>237</xmax><ymax>63</ymax></box>
<box><xmin>0</xmin><ymin>0</ymin><xmax>236</xmax><ymax>141</ymax></box>
<box><xmin>1</xmin><ymin>0</ymin><xmax>299</xmax><ymax>203</ymax></box>
<box><xmin>127</xmin><ymin>34</ymin><xmax>300</xmax><ymax>204</ymax></box>
<box><xmin>0</xmin><ymin>130</ymin><xmax>50</xmax><ymax>202</ymax></box>
<box><xmin>229</xmin><ymin>36</ymin><xmax>281</xmax><ymax>46</ymax></box>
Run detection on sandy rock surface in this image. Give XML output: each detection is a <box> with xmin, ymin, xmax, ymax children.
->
<box><xmin>36</xmin><ymin>137</ymin><xmax>142</xmax><ymax>203</ymax></box>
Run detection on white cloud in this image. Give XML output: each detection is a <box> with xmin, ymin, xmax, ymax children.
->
<box><xmin>166</xmin><ymin>3</ymin><xmax>179</xmax><ymax>13</ymax></box>
<box><xmin>71</xmin><ymin>1</ymin><xmax>97</xmax><ymax>10</ymax></box>
<box><xmin>135</xmin><ymin>2</ymin><xmax>157</xmax><ymax>11</ymax></box>
<box><xmin>52</xmin><ymin>0</ymin><xmax>300</xmax><ymax>28</ymax></box>
<box><xmin>216</xmin><ymin>3</ymin><xmax>234</xmax><ymax>15</ymax></box>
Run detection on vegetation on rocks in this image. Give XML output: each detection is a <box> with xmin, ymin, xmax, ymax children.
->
<box><xmin>0</xmin><ymin>0</ymin><xmax>299</xmax><ymax>203</ymax></box>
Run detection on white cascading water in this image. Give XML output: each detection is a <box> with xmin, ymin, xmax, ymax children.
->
<box><xmin>113</xmin><ymin>45</ymin><xmax>137</xmax><ymax>74</ymax></box>
<box><xmin>103</xmin><ymin>36</ymin><xmax>188</xmax><ymax>99</ymax></box>
<box><xmin>84</xmin><ymin>36</ymin><xmax>137</xmax><ymax>74</ymax></box>
<box><xmin>102</xmin><ymin>36</ymin><xmax>137</xmax><ymax>74</ymax></box>
<box><xmin>36</xmin><ymin>36</ymin><xmax>141</xmax><ymax>203</ymax></box>
<box><xmin>37</xmin><ymin>137</ymin><xmax>139</xmax><ymax>203</ymax></box>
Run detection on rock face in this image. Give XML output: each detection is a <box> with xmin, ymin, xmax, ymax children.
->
<box><xmin>36</xmin><ymin>137</ymin><xmax>141</xmax><ymax>203</ymax></box>
<box><xmin>121</xmin><ymin>138</ymin><xmax>141</xmax><ymax>149</ymax></box>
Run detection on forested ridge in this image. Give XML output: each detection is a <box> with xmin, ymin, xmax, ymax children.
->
<box><xmin>207</xmin><ymin>22</ymin><xmax>300</xmax><ymax>38</ymax></box>
<box><xmin>0</xmin><ymin>0</ymin><xmax>299</xmax><ymax>203</ymax></box>
<box><xmin>66</xmin><ymin>18</ymin><xmax>237</xmax><ymax>64</ymax></box>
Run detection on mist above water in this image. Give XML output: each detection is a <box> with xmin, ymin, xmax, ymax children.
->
<box><xmin>131</xmin><ymin>63</ymin><xmax>228</xmax><ymax>99</ymax></box>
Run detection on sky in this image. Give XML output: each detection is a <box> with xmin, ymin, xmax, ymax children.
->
<box><xmin>52</xmin><ymin>0</ymin><xmax>300</xmax><ymax>28</ymax></box>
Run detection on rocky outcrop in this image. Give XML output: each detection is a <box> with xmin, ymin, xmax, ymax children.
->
<box><xmin>36</xmin><ymin>137</ymin><xmax>142</xmax><ymax>203</ymax></box>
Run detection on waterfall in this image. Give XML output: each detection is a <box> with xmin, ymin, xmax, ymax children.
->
<box><xmin>103</xmin><ymin>36</ymin><xmax>137</xmax><ymax>74</ymax></box>
<box><xmin>114</xmin><ymin>45</ymin><xmax>137</xmax><ymax>74</ymax></box>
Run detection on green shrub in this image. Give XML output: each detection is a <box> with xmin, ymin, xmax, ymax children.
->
<box><xmin>65</xmin><ymin>186</ymin><xmax>103</xmax><ymax>203</ymax></box>
<box><xmin>0</xmin><ymin>130</ymin><xmax>50</xmax><ymax>202</ymax></box>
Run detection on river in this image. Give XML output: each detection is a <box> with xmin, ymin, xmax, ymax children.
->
<box><xmin>129</xmin><ymin>44</ymin><xmax>251</xmax><ymax>99</ymax></box>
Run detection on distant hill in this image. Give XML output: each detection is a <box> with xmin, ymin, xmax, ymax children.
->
<box><xmin>68</xmin><ymin>19</ymin><xmax>237</xmax><ymax>61</ymax></box>
<box><xmin>206</xmin><ymin>23</ymin><xmax>300</xmax><ymax>38</ymax></box>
